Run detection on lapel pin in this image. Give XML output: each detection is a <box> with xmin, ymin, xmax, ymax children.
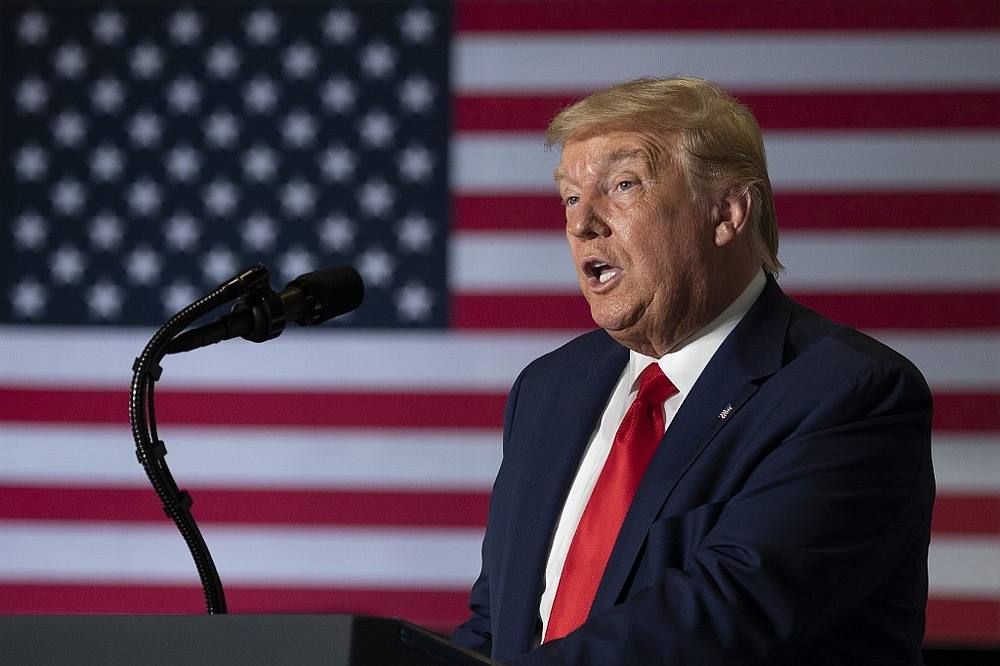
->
<box><xmin>718</xmin><ymin>404</ymin><xmax>733</xmax><ymax>420</ymax></box>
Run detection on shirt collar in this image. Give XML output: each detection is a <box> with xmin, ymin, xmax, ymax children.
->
<box><xmin>627</xmin><ymin>269</ymin><xmax>767</xmax><ymax>396</ymax></box>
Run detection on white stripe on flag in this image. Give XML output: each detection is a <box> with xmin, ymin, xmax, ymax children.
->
<box><xmin>451</xmin><ymin>133</ymin><xmax>1000</xmax><ymax>192</ymax></box>
<box><xmin>0</xmin><ymin>521</ymin><xmax>482</xmax><ymax>586</ymax></box>
<box><xmin>0</xmin><ymin>521</ymin><xmax>993</xmax><ymax>595</ymax></box>
<box><xmin>932</xmin><ymin>439</ymin><xmax>1000</xmax><ymax>493</ymax></box>
<box><xmin>0</xmin><ymin>327</ymin><xmax>1000</xmax><ymax>390</ymax></box>
<box><xmin>454</xmin><ymin>33</ymin><xmax>1000</xmax><ymax>91</ymax></box>
<box><xmin>927</xmin><ymin>537</ymin><xmax>1000</xmax><ymax>597</ymax></box>
<box><xmin>0</xmin><ymin>426</ymin><xmax>995</xmax><ymax>492</ymax></box>
<box><xmin>0</xmin><ymin>326</ymin><xmax>575</xmax><ymax>389</ymax></box>
<box><xmin>0</xmin><ymin>424</ymin><xmax>503</xmax><ymax>489</ymax></box>
<box><xmin>451</xmin><ymin>231</ymin><xmax>1000</xmax><ymax>292</ymax></box>
<box><xmin>1</xmin><ymin>328</ymin><xmax>996</xmax><ymax>391</ymax></box>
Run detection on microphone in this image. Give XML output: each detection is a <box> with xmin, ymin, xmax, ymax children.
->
<box><xmin>166</xmin><ymin>266</ymin><xmax>364</xmax><ymax>354</ymax></box>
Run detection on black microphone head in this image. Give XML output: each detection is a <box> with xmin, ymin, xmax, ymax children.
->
<box><xmin>289</xmin><ymin>266</ymin><xmax>364</xmax><ymax>325</ymax></box>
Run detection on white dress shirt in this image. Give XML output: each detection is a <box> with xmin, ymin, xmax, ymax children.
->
<box><xmin>538</xmin><ymin>270</ymin><xmax>767</xmax><ymax>637</ymax></box>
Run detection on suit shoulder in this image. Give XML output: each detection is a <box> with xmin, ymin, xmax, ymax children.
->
<box><xmin>783</xmin><ymin>299</ymin><xmax>931</xmax><ymax>406</ymax></box>
<box><xmin>519</xmin><ymin>329</ymin><xmax>619</xmax><ymax>377</ymax></box>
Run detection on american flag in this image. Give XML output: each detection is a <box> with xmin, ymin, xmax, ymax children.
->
<box><xmin>1</xmin><ymin>0</ymin><xmax>998</xmax><ymax>648</ymax></box>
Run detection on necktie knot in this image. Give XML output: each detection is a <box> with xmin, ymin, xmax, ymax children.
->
<box><xmin>636</xmin><ymin>363</ymin><xmax>677</xmax><ymax>405</ymax></box>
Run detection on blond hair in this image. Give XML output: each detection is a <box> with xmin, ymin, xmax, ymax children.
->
<box><xmin>546</xmin><ymin>77</ymin><xmax>782</xmax><ymax>273</ymax></box>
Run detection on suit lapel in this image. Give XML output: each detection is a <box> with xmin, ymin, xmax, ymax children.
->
<box><xmin>496</xmin><ymin>333</ymin><xmax>628</xmax><ymax>652</ymax></box>
<box><xmin>593</xmin><ymin>277</ymin><xmax>794</xmax><ymax>612</ymax></box>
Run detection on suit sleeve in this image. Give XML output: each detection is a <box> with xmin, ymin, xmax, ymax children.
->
<box><xmin>509</xmin><ymin>360</ymin><xmax>934</xmax><ymax>665</ymax></box>
<box><xmin>451</xmin><ymin>369</ymin><xmax>528</xmax><ymax>657</ymax></box>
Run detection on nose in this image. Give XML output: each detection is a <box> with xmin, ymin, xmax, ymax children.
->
<box><xmin>566</xmin><ymin>196</ymin><xmax>611</xmax><ymax>240</ymax></box>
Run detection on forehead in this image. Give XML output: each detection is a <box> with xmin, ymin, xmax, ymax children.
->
<box><xmin>555</xmin><ymin>130</ymin><xmax>669</xmax><ymax>184</ymax></box>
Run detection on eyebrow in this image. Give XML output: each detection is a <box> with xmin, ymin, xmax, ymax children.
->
<box><xmin>553</xmin><ymin>147</ymin><xmax>652</xmax><ymax>185</ymax></box>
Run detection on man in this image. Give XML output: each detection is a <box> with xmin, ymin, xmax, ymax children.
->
<box><xmin>452</xmin><ymin>77</ymin><xmax>935</xmax><ymax>664</ymax></box>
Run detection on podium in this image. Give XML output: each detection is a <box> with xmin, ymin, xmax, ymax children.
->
<box><xmin>0</xmin><ymin>614</ymin><xmax>496</xmax><ymax>665</ymax></box>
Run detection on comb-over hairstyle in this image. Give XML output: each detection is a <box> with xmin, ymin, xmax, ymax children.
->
<box><xmin>546</xmin><ymin>76</ymin><xmax>782</xmax><ymax>273</ymax></box>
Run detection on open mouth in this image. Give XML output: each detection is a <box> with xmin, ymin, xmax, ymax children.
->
<box><xmin>584</xmin><ymin>260</ymin><xmax>622</xmax><ymax>287</ymax></box>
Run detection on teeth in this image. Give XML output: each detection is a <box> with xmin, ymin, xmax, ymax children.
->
<box><xmin>599</xmin><ymin>270</ymin><xmax>614</xmax><ymax>284</ymax></box>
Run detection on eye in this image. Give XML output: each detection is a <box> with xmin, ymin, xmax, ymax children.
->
<box><xmin>563</xmin><ymin>195</ymin><xmax>580</xmax><ymax>207</ymax></box>
<box><xmin>616</xmin><ymin>179</ymin><xmax>636</xmax><ymax>192</ymax></box>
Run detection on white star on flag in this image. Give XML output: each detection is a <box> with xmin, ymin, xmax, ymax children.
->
<box><xmin>245</xmin><ymin>9</ymin><xmax>280</xmax><ymax>45</ymax></box>
<box><xmin>127</xmin><ymin>179</ymin><xmax>162</xmax><ymax>217</ymax></box>
<box><xmin>360</xmin><ymin>41</ymin><xmax>396</xmax><ymax>78</ymax></box>
<box><xmin>400</xmin><ymin>8</ymin><xmax>435</xmax><ymax>43</ymax></box>
<box><xmin>318</xmin><ymin>215</ymin><xmax>356</xmax><ymax>252</ymax></box>
<box><xmin>14</xmin><ymin>145</ymin><xmax>48</xmax><ymax>181</ymax></box>
<box><xmin>204</xmin><ymin>111</ymin><xmax>240</xmax><ymax>148</ymax></box>
<box><xmin>13</xmin><ymin>212</ymin><xmax>48</xmax><ymax>250</ymax></box>
<box><xmin>164</xmin><ymin>213</ymin><xmax>200</xmax><ymax>252</ymax></box>
<box><xmin>91</xmin><ymin>77</ymin><xmax>125</xmax><ymax>113</ymax></box>
<box><xmin>280</xmin><ymin>179</ymin><xmax>317</xmax><ymax>217</ymax></box>
<box><xmin>54</xmin><ymin>43</ymin><xmax>87</xmax><ymax>79</ymax></box>
<box><xmin>90</xmin><ymin>144</ymin><xmax>125</xmax><ymax>181</ymax></box>
<box><xmin>206</xmin><ymin>43</ymin><xmax>241</xmax><ymax>79</ymax></box>
<box><xmin>357</xmin><ymin>246</ymin><xmax>395</xmax><ymax>287</ymax></box>
<box><xmin>359</xmin><ymin>179</ymin><xmax>395</xmax><ymax>217</ymax></box>
<box><xmin>11</xmin><ymin>279</ymin><xmax>48</xmax><ymax>319</ymax></box>
<box><xmin>49</xmin><ymin>246</ymin><xmax>87</xmax><ymax>285</ymax></box>
<box><xmin>52</xmin><ymin>111</ymin><xmax>87</xmax><ymax>147</ymax></box>
<box><xmin>131</xmin><ymin>43</ymin><xmax>164</xmax><ymax>78</ymax></box>
<box><xmin>321</xmin><ymin>76</ymin><xmax>357</xmax><ymax>113</ymax></box>
<box><xmin>92</xmin><ymin>9</ymin><xmax>126</xmax><ymax>44</ymax></box>
<box><xmin>51</xmin><ymin>179</ymin><xmax>86</xmax><ymax>216</ymax></box>
<box><xmin>398</xmin><ymin>75</ymin><xmax>435</xmax><ymax>113</ymax></box>
<box><xmin>242</xmin><ymin>213</ymin><xmax>278</xmax><ymax>251</ymax></box>
<box><xmin>201</xmin><ymin>247</ymin><xmax>240</xmax><ymax>283</ymax></box>
<box><xmin>16</xmin><ymin>77</ymin><xmax>48</xmax><ymax>113</ymax></box>
<box><xmin>395</xmin><ymin>281</ymin><xmax>434</xmax><ymax>321</ymax></box>
<box><xmin>88</xmin><ymin>212</ymin><xmax>123</xmax><ymax>250</ymax></box>
<box><xmin>125</xmin><ymin>247</ymin><xmax>163</xmax><ymax>285</ymax></box>
<box><xmin>86</xmin><ymin>280</ymin><xmax>124</xmax><ymax>319</ymax></box>
<box><xmin>167</xmin><ymin>77</ymin><xmax>202</xmax><ymax>114</ymax></box>
<box><xmin>16</xmin><ymin>10</ymin><xmax>49</xmax><ymax>45</ymax></box>
<box><xmin>243</xmin><ymin>145</ymin><xmax>279</xmax><ymax>182</ymax></box>
<box><xmin>165</xmin><ymin>145</ymin><xmax>202</xmax><ymax>182</ymax></box>
<box><xmin>322</xmin><ymin>9</ymin><xmax>357</xmax><ymax>44</ymax></box>
<box><xmin>203</xmin><ymin>180</ymin><xmax>240</xmax><ymax>217</ymax></box>
<box><xmin>128</xmin><ymin>112</ymin><xmax>163</xmax><ymax>148</ymax></box>
<box><xmin>278</xmin><ymin>248</ymin><xmax>316</xmax><ymax>281</ymax></box>
<box><xmin>169</xmin><ymin>10</ymin><xmax>203</xmax><ymax>45</ymax></box>
<box><xmin>283</xmin><ymin>43</ymin><xmax>318</xmax><ymax>79</ymax></box>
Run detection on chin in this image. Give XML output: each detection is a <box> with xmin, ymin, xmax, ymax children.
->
<box><xmin>588</xmin><ymin>300</ymin><xmax>640</xmax><ymax>336</ymax></box>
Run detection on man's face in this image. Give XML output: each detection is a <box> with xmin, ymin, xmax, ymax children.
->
<box><xmin>556</xmin><ymin>130</ymin><xmax>722</xmax><ymax>356</ymax></box>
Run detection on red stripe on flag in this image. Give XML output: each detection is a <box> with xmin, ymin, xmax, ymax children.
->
<box><xmin>932</xmin><ymin>495</ymin><xmax>1000</xmax><ymax>535</ymax></box>
<box><xmin>0</xmin><ymin>583</ymin><xmax>468</xmax><ymax>627</ymax></box>
<box><xmin>452</xmin><ymin>192</ymin><xmax>1000</xmax><ymax>232</ymax></box>
<box><xmin>1</xmin><ymin>388</ymin><xmax>994</xmax><ymax>431</ymax></box>
<box><xmin>7</xmin><ymin>483</ymin><xmax>995</xmax><ymax>536</ymax></box>
<box><xmin>449</xmin><ymin>293</ymin><xmax>590</xmax><ymax>330</ymax></box>
<box><xmin>925</xmin><ymin>597</ymin><xmax>1000</xmax><ymax>645</ymax></box>
<box><xmin>456</xmin><ymin>0</ymin><xmax>1000</xmax><ymax>31</ymax></box>
<box><xmin>0</xmin><ymin>485</ymin><xmax>490</xmax><ymax>528</ymax></box>
<box><xmin>932</xmin><ymin>394</ymin><xmax>1000</xmax><ymax>432</ymax></box>
<box><xmin>0</xmin><ymin>388</ymin><xmax>505</xmax><ymax>428</ymax></box>
<box><xmin>455</xmin><ymin>92</ymin><xmax>1000</xmax><ymax>131</ymax></box>
<box><xmin>450</xmin><ymin>292</ymin><xmax>1000</xmax><ymax>330</ymax></box>
<box><xmin>792</xmin><ymin>292</ymin><xmax>1000</xmax><ymax>330</ymax></box>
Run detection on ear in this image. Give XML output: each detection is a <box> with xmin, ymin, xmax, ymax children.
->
<box><xmin>713</xmin><ymin>187</ymin><xmax>751</xmax><ymax>247</ymax></box>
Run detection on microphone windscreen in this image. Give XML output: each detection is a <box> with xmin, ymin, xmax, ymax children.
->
<box><xmin>290</xmin><ymin>266</ymin><xmax>365</xmax><ymax>323</ymax></box>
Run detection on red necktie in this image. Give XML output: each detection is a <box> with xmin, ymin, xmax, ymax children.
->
<box><xmin>544</xmin><ymin>363</ymin><xmax>677</xmax><ymax>642</ymax></box>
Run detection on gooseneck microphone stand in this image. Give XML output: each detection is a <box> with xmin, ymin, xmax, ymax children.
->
<box><xmin>128</xmin><ymin>264</ymin><xmax>270</xmax><ymax>614</ymax></box>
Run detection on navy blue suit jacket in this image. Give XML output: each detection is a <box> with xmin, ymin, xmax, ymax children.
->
<box><xmin>453</xmin><ymin>279</ymin><xmax>934</xmax><ymax>665</ymax></box>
